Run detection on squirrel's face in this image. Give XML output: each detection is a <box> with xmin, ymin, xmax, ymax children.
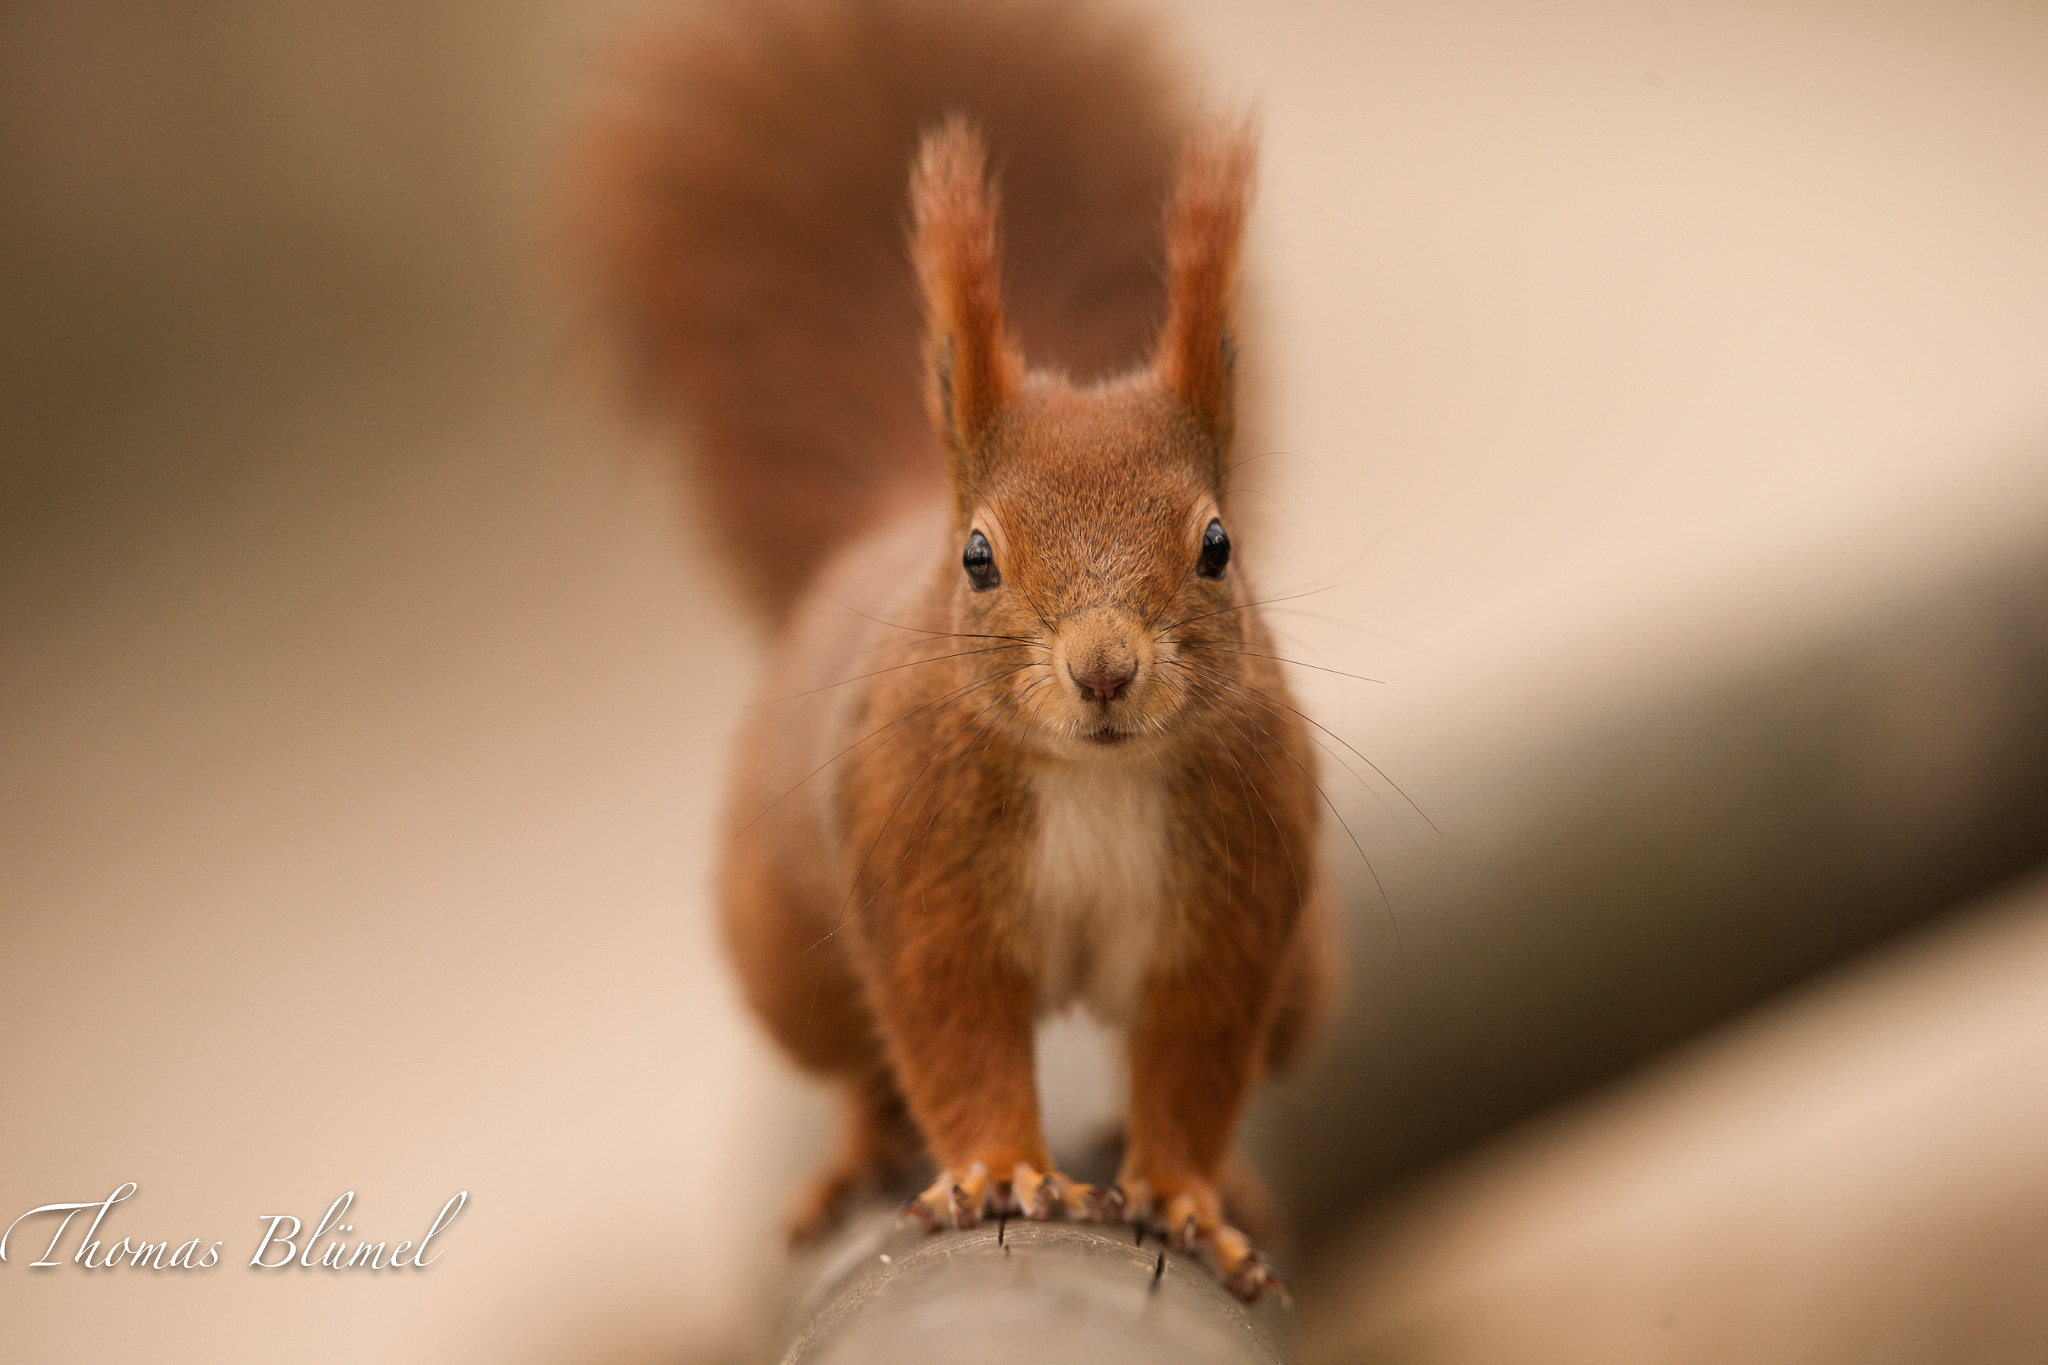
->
<box><xmin>909</xmin><ymin>116</ymin><xmax>1260</xmax><ymax>761</ymax></box>
<box><xmin>950</xmin><ymin>379</ymin><xmax>1248</xmax><ymax>761</ymax></box>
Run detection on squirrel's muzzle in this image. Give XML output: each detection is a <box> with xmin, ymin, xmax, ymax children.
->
<box><xmin>1056</xmin><ymin>609</ymin><xmax>1150</xmax><ymax>707</ymax></box>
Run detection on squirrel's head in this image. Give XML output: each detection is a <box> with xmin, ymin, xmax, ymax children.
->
<box><xmin>911</xmin><ymin>116</ymin><xmax>1258</xmax><ymax>760</ymax></box>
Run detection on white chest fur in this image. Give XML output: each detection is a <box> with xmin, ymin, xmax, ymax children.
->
<box><xmin>1027</xmin><ymin>760</ymin><xmax>1172</xmax><ymax>1023</ymax></box>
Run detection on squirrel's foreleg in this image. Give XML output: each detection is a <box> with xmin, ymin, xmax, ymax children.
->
<box><xmin>865</xmin><ymin>919</ymin><xmax>1046</xmax><ymax>1228</ymax></box>
<box><xmin>1120</xmin><ymin>927</ymin><xmax>1293</xmax><ymax>1303</ymax></box>
<box><xmin>865</xmin><ymin>906</ymin><xmax>1125</xmax><ymax>1229</ymax></box>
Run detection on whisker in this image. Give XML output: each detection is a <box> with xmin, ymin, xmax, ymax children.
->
<box><xmin>1226</xmin><ymin>448</ymin><xmax>1324</xmax><ymax>475</ymax></box>
<box><xmin>1261</xmin><ymin>608</ymin><xmax>1478</xmax><ymax>667</ymax></box>
<box><xmin>905</xmin><ymin>677</ymin><xmax>1052</xmax><ymax>894</ymax></box>
<box><xmin>1165</xmin><ymin>657</ymin><xmax>1409</xmax><ymax>843</ymax></box>
<box><xmin>1163</xmin><ymin>641</ymin><xmax>1385</xmax><ymax>686</ymax></box>
<box><xmin>1151</xmin><ymin>585</ymin><xmax>1338</xmax><ymax>641</ymax></box>
<box><xmin>1189</xmin><ymin>678</ymin><xmax>1266</xmax><ymax>887</ymax></box>
<box><xmin>736</xmin><ymin>661</ymin><xmax>1041</xmax><ymax>839</ymax></box>
<box><xmin>849</xmin><ymin>675</ymin><xmax>1048</xmax><ymax>939</ymax></box>
<box><xmin>810</xmin><ymin>677</ymin><xmax>1032</xmax><ymax>953</ymax></box>
<box><xmin>1183</xmin><ymin>671</ymin><xmax>1409</xmax><ymax>987</ymax></box>
<box><xmin>1168</xmin><ymin>657</ymin><xmax>1440</xmax><ymax>839</ymax></box>
<box><xmin>690</xmin><ymin>642</ymin><xmax>1039</xmax><ymax>721</ymax></box>
<box><xmin>820</xmin><ymin>591</ymin><xmax>1038</xmax><ymax>646</ymax></box>
<box><xmin>1186</xmin><ymin>678</ymin><xmax>1295</xmax><ymax>884</ymax></box>
<box><xmin>1009</xmin><ymin>567</ymin><xmax>1061</xmax><ymax>640</ymax></box>
<box><xmin>1227</xmin><ymin>487</ymin><xmax>1287</xmax><ymax>516</ymax></box>
<box><xmin>790</xmin><ymin>670</ymin><xmax>1040</xmax><ymax>1065</ymax></box>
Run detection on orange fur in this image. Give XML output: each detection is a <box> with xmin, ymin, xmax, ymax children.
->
<box><xmin>912</xmin><ymin>118</ymin><xmax>1023</xmax><ymax>491</ymax></box>
<box><xmin>568</xmin><ymin>0</ymin><xmax>1184</xmax><ymax>620</ymax></box>
<box><xmin>569</xmin><ymin>0</ymin><xmax>1331</xmax><ymax>1303</ymax></box>
<box><xmin>1157</xmin><ymin>120</ymin><xmax>1257</xmax><ymax>458</ymax></box>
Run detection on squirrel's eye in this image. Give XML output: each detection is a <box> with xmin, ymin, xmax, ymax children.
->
<box><xmin>1197</xmin><ymin>519</ymin><xmax>1230</xmax><ymax>579</ymax></box>
<box><xmin>963</xmin><ymin>530</ymin><xmax>1000</xmax><ymax>591</ymax></box>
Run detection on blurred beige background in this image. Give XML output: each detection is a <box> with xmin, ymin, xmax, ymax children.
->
<box><xmin>4</xmin><ymin>0</ymin><xmax>2046</xmax><ymax>1360</ymax></box>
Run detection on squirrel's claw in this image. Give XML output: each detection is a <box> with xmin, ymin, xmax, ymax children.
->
<box><xmin>1208</xmin><ymin>1221</ymin><xmax>1289</xmax><ymax>1305</ymax></box>
<box><xmin>1075</xmin><ymin>1180</ymin><xmax>1125</xmax><ymax>1223</ymax></box>
<box><xmin>1222</xmin><ymin>1247</ymin><xmax>1289</xmax><ymax>1306</ymax></box>
<box><xmin>909</xmin><ymin>1163</ymin><xmax>1281</xmax><ymax>1301</ymax></box>
<box><xmin>901</xmin><ymin>1187</ymin><xmax>944</xmax><ymax>1234</ymax></box>
<box><xmin>1143</xmin><ymin>1186</ymin><xmax>1288</xmax><ymax>1305</ymax></box>
<box><xmin>1008</xmin><ymin>1163</ymin><xmax>1120</xmax><ymax>1222</ymax></box>
<box><xmin>904</xmin><ymin>1162</ymin><xmax>991</xmax><ymax>1232</ymax></box>
<box><xmin>1115</xmin><ymin>1177</ymin><xmax>1154</xmax><ymax>1227</ymax></box>
<box><xmin>1163</xmin><ymin>1192</ymin><xmax>1203</xmax><ymax>1253</ymax></box>
<box><xmin>908</xmin><ymin>1162</ymin><xmax>1120</xmax><ymax>1233</ymax></box>
<box><xmin>1011</xmin><ymin>1163</ymin><xmax>1062</xmax><ymax>1220</ymax></box>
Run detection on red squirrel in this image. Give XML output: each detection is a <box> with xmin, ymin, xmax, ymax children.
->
<box><xmin>570</xmin><ymin>0</ymin><xmax>1331</xmax><ymax>1302</ymax></box>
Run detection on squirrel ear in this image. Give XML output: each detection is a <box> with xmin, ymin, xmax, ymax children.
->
<box><xmin>1154</xmin><ymin>118</ymin><xmax>1256</xmax><ymax>463</ymax></box>
<box><xmin>911</xmin><ymin>118</ymin><xmax>1021</xmax><ymax>503</ymax></box>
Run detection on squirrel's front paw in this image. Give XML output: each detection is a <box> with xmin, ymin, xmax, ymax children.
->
<box><xmin>1008</xmin><ymin>1163</ymin><xmax>1124</xmax><ymax>1222</ymax></box>
<box><xmin>903</xmin><ymin>1161</ymin><xmax>1121</xmax><ymax>1232</ymax></box>
<box><xmin>1123</xmin><ymin>1178</ymin><xmax>1290</xmax><ymax>1306</ymax></box>
<box><xmin>904</xmin><ymin>1162</ymin><xmax>993</xmax><ymax>1231</ymax></box>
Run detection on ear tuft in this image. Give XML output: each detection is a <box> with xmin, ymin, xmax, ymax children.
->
<box><xmin>911</xmin><ymin>118</ymin><xmax>1021</xmax><ymax>492</ymax></box>
<box><xmin>1155</xmin><ymin>117</ymin><xmax>1256</xmax><ymax>460</ymax></box>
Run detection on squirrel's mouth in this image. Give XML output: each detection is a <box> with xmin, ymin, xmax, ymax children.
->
<box><xmin>1086</xmin><ymin>724</ymin><xmax>1129</xmax><ymax>746</ymax></box>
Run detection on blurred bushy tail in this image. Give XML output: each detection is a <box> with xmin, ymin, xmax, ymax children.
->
<box><xmin>566</xmin><ymin>0</ymin><xmax>1187</xmax><ymax>620</ymax></box>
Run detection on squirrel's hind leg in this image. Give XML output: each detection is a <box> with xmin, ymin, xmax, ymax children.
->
<box><xmin>787</xmin><ymin>1069</ymin><xmax>925</xmax><ymax>1246</ymax></box>
<box><xmin>1262</xmin><ymin>886</ymin><xmax>1339</xmax><ymax>1078</ymax></box>
<box><xmin>722</xmin><ymin>829</ymin><xmax>925</xmax><ymax>1243</ymax></box>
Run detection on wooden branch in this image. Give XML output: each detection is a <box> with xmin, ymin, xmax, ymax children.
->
<box><xmin>769</xmin><ymin>1208</ymin><xmax>1288</xmax><ymax>1364</ymax></box>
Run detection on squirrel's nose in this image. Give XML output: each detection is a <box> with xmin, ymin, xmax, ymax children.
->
<box><xmin>1070</xmin><ymin>662</ymin><xmax>1135</xmax><ymax>703</ymax></box>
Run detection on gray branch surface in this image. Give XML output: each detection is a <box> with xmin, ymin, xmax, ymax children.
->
<box><xmin>770</xmin><ymin>1209</ymin><xmax>1289</xmax><ymax>1365</ymax></box>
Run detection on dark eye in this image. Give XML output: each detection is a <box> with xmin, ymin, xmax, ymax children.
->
<box><xmin>1197</xmin><ymin>519</ymin><xmax>1230</xmax><ymax>579</ymax></box>
<box><xmin>963</xmin><ymin>530</ymin><xmax>999</xmax><ymax>591</ymax></box>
